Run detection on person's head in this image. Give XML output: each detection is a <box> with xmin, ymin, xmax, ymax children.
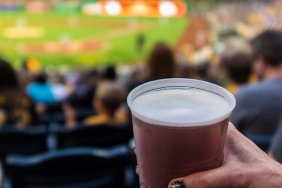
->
<box><xmin>250</xmin><ymin>30</ymin><xmax>282</xmax><ymax>79</ymax></box>
<box><xmin>0</xmin><ymin>58</ymin><xmax>20</xmax><ymax>92</ymax></box>
<box><xmin>33</xmin><ymin>72</ymin><xmax>47</xmax><ymax>84</ymax></box>
<box><xmin>94</xmin><ymin>81</ymin><xmax>125</xmax><ymax>117</ymax></box>
<box><xmin>146</xmin><ymin>42</ymin><xmax>176</xmax><ymax>80</ymax></box>
<box><xmin>221</xmin><ymin>51</ymin><xmax>253</xmax><ymax>85</ymax></box>
<box><xmin>101</xmin><ymin>65</ymin><xmax>116</xmax><ymax>81</ymax></box>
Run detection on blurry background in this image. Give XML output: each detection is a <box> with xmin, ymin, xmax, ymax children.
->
<box><xmin>1</xmin><ymin>0</ymin><xmax>282</xmax><ymax>188</ymax></box>
<box><xmin>0</xmin><ymin>0</ymin><xmax>280</xmax><ymax>71</ymax></box>
<box><xmin>0</xmin><ymin>0</ymin><xmax>187</xmax><ymax>69</ymax></box>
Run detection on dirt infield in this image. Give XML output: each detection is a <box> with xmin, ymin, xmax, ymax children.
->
<box><xmin>3</xmin><ymin>27</ymin><xmax>43</xmax><ymax>39</ymax></box>
<box><xmin>0</xmin><ymin>13</ymin><xmax>186</xmax><ymax>67</ymax></box>
<box><xmin>20</xmin><ymin>39</ymin><xmax>106</xmax><ymax>54</ymax></box>
<box><xmin>27</xmin><ymin>19</ymin><xmax>132</xmax><ymax>28</ymax></box>
<box><xmin>19</xmin><ymin>23</ymin><xmax>150</xmax><ymax>54</ymax></box>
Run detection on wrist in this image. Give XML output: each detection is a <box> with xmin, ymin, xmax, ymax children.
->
<box><xmin>269</xmin><ymin>161</ymin><xmax>282</xmax><ymax>186</ymax></box>
<box><xmin>248</xmin><ymin>160</ymin><xmax>282</xmax><ymax>187</ymax></box>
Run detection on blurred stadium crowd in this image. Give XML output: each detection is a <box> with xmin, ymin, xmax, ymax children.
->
<box><xmin>0</xmin><ymin>0</ymin><xmax>282</xmax><ymax>188</ymax></box>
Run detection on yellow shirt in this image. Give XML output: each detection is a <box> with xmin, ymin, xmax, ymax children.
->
<box><xmin>84</xmin><ymin>113</ymin><xmax>127</xmax><ymax>126</ymax></box>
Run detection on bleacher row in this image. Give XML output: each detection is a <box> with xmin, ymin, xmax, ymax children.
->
<box><xmin>0</xmin><ymin>124</ymin><xmax>136</xmax><ymax>188</ymax></box>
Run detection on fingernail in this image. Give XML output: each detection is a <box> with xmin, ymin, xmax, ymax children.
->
<box><xmin>170</xmin><ymin>181</ymin><xmax>186</xmax><ymax>188</ymax></box>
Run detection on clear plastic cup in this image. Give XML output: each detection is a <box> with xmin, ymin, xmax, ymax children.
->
<box><xmin>127</xmin><ymin>78</ymin><xmax>236</xmax><ymax>188</ymax></box>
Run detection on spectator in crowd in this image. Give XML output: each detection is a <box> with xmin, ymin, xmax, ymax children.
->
<box><xmin>50</xmin><ymin>74</ymin><xmax>69</xmax><ymax>103</ymax></box>
<box><xmin>168</xmin><ymin>123</ymin><xmax>282</xmax><ymax>188</ymax></box>
<box><xmin>127</xmin><ymin>42</ymin><xmax>177</xmax><ymax>92</ymax></box>
<box><xmin>221</xmin><ymin>50</ymin><xmax>253</xmax><ymax>94</ymax></box>
<box><xmin>26</xmin><ymin>72</ymin><xmax>56</xmax><ymax>105</ymax></box>
<box><xmin>84</xmin><ymin>81</ymin><xmax>127</xmax><ymax>126</ymax></box>
<box><xmin>270</xmin><ymin>120</ymin><xmax>282</xmax><ymax>163</ymax></box>
<box><xmin>231</xmin><ymin>30</ymin><xmax>282</xmax><ymax>140</ymax></box>
<box><xmin>0</xmin><ymin>58</ymin><xmax>36</xmax><ymax>128</ymax></box>
<box><xmin>63</xmin><ymin>70</ymin><xmax>100</xmax><ymax>128</ymax></box>
<box><xmin>101</xmin><ymin>65</ymin><xmax>117</xmax><ymax>81</ymax></box>
<box><xmin>66</xmin><ymin>70</ymin><xmax>99</xmax><ymax>110</ymax></box>
<box><xmin>146</xmin><ymin>42</ymin><xmax>177</xmax><ymax>81</ymax></box>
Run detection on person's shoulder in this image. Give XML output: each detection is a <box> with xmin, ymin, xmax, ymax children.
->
<box><xmin>83</xmin><ymin>114</ymin><xmax>108</xmax><ymax>126</ymax></box>
<box><xmin>262</xmin><ymin>78</ymin><xmax>282</xmax><ymax>90</ymax></box>
<box><xmin>236</xmin><ymin>84</ymin><xmax>258</xmax><ymax>97</ymax></box>
<box><xmin>238</xmin><ymin>79</ymin><xmax>275</xmax><ymax>95</ymax></box>
<box><xmin>236</xmin><ymin>80</ymin><xmax>281</xmax><ymax>102</ymax></box>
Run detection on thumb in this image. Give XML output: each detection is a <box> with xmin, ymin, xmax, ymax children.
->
<box><xmin>168</xmin><ymin>167</ymin><xmax>233</xmax><ymax>188</ymax></box>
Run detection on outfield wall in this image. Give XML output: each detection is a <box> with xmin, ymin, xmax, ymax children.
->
<box><xmin>0</xmin><ymin>0</ymin><xmax>187</xmax><ymax>17</ymax></box>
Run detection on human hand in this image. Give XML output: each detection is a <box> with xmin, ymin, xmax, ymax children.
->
<box><xmin>169</xmin><ymin>123</ymin><xmax>282</xmax><ymax>188</ymax></box>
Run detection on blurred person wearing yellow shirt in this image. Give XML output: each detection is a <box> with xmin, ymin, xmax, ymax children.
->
<box><xmin>84</xmin><ymin>81</ymin><xmax>127</xmax><ymax>126</ymax></box>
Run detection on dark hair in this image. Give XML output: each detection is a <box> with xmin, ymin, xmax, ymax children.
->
<box><xmin>102</xmin><ymin>65</ymin><xmax>116</xmax><ymax>81</ymax></box>
<box><xmin>0</xmin><ymin>58</ymin><xmax>20</xmax><ymax>92</ymax></box>
<box><xmin>34</xmin><ymin>72</ymin><xmax>47</xmax><ymax>84</ymax></box>
<box><xmin>221</xmin><ymin>51</ymin><xmax>253</xmax><ymax>84</ymax></box>
<box><xmin>0</xmin><ymin>59</ymin><xmax>36</xmax><ymax>127</ymax></box>
<box><xmin>250</xmin><ymin>30</ymin><xmax>282</xmax><ymax>67</ymax></box>
<box><xmin>146</xmin><ymin>42</ymin><xmax>176</xmax><ymax>80</ymax></box>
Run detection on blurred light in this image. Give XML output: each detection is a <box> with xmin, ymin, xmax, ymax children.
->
<box><xmin>82</xmin><ymin>3</ymin><xmax>102</xmax><ymax>15</ymax></box>
<box><xmin>27</xmin><ymin>58</ymin><xmax>40</xmax><ymax>73</ymax></box>
<box><xmin>129</xmin><ymin>1</ymin><xmax>151</xmax><ymax>15</ymax></box>
<box><xmin>105</xmin><ymin>1</ymin><xmax>122</xmax><ymax>16</ymax></box>
<box><xmin>159</xmin><ymin>1</ymin><xmax>177</xmax><ymax>17</ymax></box>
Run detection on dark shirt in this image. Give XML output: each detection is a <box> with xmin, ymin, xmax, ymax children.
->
<box><xmin>67</xmin><ymin>85</ymin><xmax>95</xmax><ymax>109</ymax></box>
<box><xmin>270</xmin><ymin>120</ymin><xmax>282</xmax><ymax>163</ymax></box>
<box><xmin>231</xmin><ymin>77</ymin><xmax>282</xmax><ymax>137</ymax></box>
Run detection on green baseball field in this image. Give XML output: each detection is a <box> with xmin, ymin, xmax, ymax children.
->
<box><xmin>0</xmin><ymin>12</ymin><xmax>188</xmax><ymax>69</ymax></box>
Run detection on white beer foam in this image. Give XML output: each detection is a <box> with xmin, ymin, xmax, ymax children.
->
<box><xmin>132</xmin><ymin>89</ymin><xmax>230</xmax><ymax>126</ymax></box>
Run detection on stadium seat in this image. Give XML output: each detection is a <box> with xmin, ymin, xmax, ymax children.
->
<box><xmin>5</xmin><ymin>146</ymin><xmax>129</xmax><ymax>188</ymax></box>
<box><xmin>50</xmin><ymin>123</ymin><xmax>133</xmax><ymax>149</ymax></box>
<box><xmin>0</xmin><ymin>126</ymin><xmax>48</xmax><ymax>162</ymax></box>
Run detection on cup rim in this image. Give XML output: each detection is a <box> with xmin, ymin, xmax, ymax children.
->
<box><xmin>127</xmin><ymin>78</ymin><xmax>236</xmax><ymax>127</ymax></box>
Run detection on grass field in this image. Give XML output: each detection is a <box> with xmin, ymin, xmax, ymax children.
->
<box><xmin>0</xmin><ymin>12</ymin><xmax>188</xmax><ymax>69</ymax></box>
